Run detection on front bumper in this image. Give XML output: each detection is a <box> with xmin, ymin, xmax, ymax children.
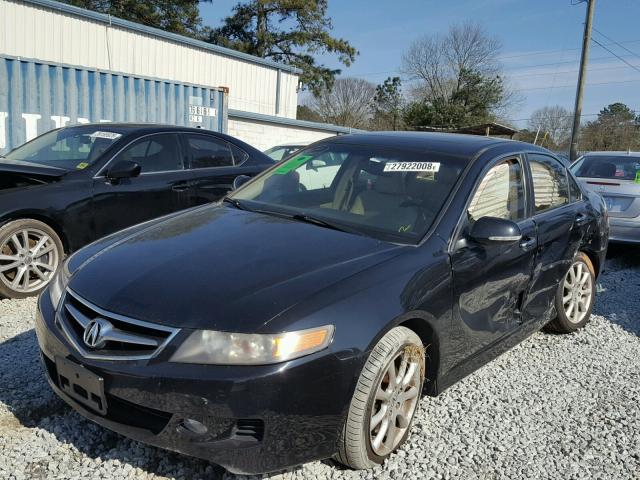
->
<box><xmin>35</xmin><ymin>292</ymin><xmax>363</xmax><ymax>474</ymax></box>
<box><xmin>609</xmin><ymin>218</ymin><xmax>640</xmax><ymax>244</ymax></box>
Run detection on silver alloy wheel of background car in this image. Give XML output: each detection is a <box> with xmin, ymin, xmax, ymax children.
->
<box><xmin>562</xmin><ymin>260</ymin><xmax>593</xmax><ymax>325</ymax></box>
<box><xmin>0</xmin><ymin>228</ymin><xmax>59</xmax><ymax>294</ymax></box>
<box><xmin>369</xmin><ymin>350</ymin><xmax>422</xmax><ymax>456</ymax></box>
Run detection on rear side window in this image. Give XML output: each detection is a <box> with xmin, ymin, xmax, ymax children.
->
<box><xmin>116</xmin><ymin>134</ymin><xmax>182</xmax><ymax>173</ymax></box>
<box><xmin>468</xmin><ymin>158</ymin><xmax>526</xmax><ymax>222</ymax></box>
<box><xmin>572</xmin><ymin>155</ymin><xmax>640</xmax><ymax>180</ymax></box>
<box><xmin>529</xmin><ymin>154</ymin><xmax>569</xmax><ymax>213</ymax></box>
<box><xmin>186</xmin><ymin>135</ymin><xmax>233</xmax><ymax>169</ymax></box>
<box><xmin>229</xmin><ymin>143</ymin><xmax>249</xmax><ymax>165</ymax></box>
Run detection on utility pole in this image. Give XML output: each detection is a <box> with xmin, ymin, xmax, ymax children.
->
<box><xmin>569</xmin><ymin>0</ymin><xmax>596</xmax><ymax>162</ymax></box>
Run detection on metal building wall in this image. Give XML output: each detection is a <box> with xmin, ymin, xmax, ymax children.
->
<box><xmin>0</xmin><ymin>56</ymin><xmax>228</xmax><ymax>152</ymax></box>
<box><xmin>0</xmin><ymin>0</ymin><xmax>299</xmax><ymax>118</ymax></box>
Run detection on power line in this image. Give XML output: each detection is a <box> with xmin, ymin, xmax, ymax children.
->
<box><xmin>591</xmin><ymin>37</ymin><xmax>640</xmax><ymax>74</ymax></box>
<box><xmin>593</xmin><ymin>27</ymin><xmax>640</xmax><ymax>62</ymax></box>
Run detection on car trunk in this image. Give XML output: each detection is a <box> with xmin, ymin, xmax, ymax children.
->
<box><xmin>579</xmin><ymin>178</ymin><xmax>640</xmax><ymax>218</ymax></box>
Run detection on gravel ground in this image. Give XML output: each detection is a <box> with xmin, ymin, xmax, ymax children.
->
<box><xmin>1</xmin><ymin>246</ymin><xmax>639</xmax><ymax>480</ymax></box>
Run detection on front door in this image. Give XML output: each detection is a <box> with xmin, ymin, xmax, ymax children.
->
<box><xmin>91</xmin><ymin>133</ymin><xmax>194</xmax><ymax>239</ymax></box>
<box><xmin>450</xmin><ymin>156</ymin><xmax>537</xmax><ymax>355</ymax></box>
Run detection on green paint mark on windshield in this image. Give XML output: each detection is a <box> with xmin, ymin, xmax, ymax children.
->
<box><xmin>274</xmin><ymin>155</ymin><xmax>313</xmax><ymax>175</ymax></box>
<box><xmin>635</xmin><ymin>170</ymin><xmax>640</xmax><ymax>184</ymax></box>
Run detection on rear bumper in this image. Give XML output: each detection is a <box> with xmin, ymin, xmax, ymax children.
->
<box><xmin>609</xmin><ymin>218</ymin><xmax>640</xmax><ymax>244</ymax></box>
<box><xmin>34</xmin><ymin>291</ymin><xmax>363</xmax><ymax>474</ymax></box>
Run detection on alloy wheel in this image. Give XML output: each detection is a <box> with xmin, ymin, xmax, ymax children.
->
<box><xmin>0</xmin><ymin>228</ymin><xmax>59</xmax><ymax>294</ymax></box>
<box><xmin>369</xmin><ymin>349</ymin><xmax>421</xmax><ymax>456</ymax></box>
<box><xmin>562</xmin><ymin>261</ymin><xmax>593</xmax><ymax>324</ymax></box>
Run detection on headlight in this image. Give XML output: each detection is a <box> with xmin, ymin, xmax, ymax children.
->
<box><xmin>170</xmin><ymin>325</ymin><xmax>334</xmax><ymax>365</ymax></box>
<box><xmin>48</xmin><ymin>259</ymin><xmax>71</xmax><ymax>309</ymax></box>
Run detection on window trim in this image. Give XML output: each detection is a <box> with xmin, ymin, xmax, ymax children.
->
<box><xmin>94</xmin><ymin>131</ymin><xmax>187</xmax><ymax>179</ymax></box>
<box><xmin>183</xmin><ymin>132</ymin><xmax>238</xmax><ymax>170</ymax></box>
<box><xmin>525</xmin><ymin>152</ymin><xmax>579</xmax><ymax>217</ymax></box>
<box><xmin>450</xmin><ymin>153</ymin><xmax>529</xmax><ymax>252</ymax></box>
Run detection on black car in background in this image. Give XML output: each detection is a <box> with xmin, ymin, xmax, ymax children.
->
<box><xmin>36</xmin><ymin>133</ymin><xmax>608</xmax><ymax>474</ymax></box>
<box><xmin>0</xmin><ymin>124</ymin><xmax>273</xmax><ymax>298</ymax></box>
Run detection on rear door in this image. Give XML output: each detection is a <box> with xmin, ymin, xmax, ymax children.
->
<box><xmin>183</xmin><ymin>133</ymin><xmax>261</xmax><ymax>204</ymax></box>
<box><xmin>523</xmin><ymin>153</ymin><xmax>594</xmax><ymax>326</ymax></box>
<box><xmin>450</xmin><ymin>155</ymin><xmax>537</xmax><ymax>354</ymax></box>
<box><xmin>91</xmin><ymin>133</ymin><xmax>193</xmax><ymax>239</ymax></box>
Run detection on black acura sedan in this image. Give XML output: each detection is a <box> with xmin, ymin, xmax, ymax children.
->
<box><xmin>0</xmin><ymin>124</ymin><xmax>273</xmax><ymax>298</ymax></box>
<box><xmin>35</xmin><ymin>133</ymin><xmax>608</xmax><ymax>474</ymax></box>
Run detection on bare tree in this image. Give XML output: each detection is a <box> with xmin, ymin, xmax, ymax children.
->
<box><xmin>401</xmin><ymin>22</ymin><xmax>517</xmax><ymax>126</ymax></box>
<box><xmin>310</xmin><ymin>78</ymin><xmax>376</xmax><ymax>129</ymax></box>
<box><xmin>528</xmin><ymin>106</ymin><xmax>573</xmax><ymax>148</ymax></box>
<box><xmin>402</xmin><ymin>22</ymin><xmax>501</xmax><ymax>103</ymax></box>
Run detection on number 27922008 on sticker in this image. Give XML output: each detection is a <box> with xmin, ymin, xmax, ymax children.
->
<box><xmin>383</xmin><ymin>162</ymin><xmax>441</xmax><ymax>172</ymax></box>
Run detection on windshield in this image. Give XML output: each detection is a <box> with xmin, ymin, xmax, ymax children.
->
<box><xmin>231</xmin><ymin>143</ymin><xmax>465</xmax><ymax>243</ymax></box>
<box><xmin>264</xmin><ymin>145</ymin><xmax>304</xmax><ymax>161</ymax></box>
<box><xmin>572</xmin><ymin>155</ymin><xmax>640</xmax><ymax>181</ymax></box>
<box><xmin>5</xmin><ymin>126</ymin><xmax>125</xmax><ymax>170</ymax></box>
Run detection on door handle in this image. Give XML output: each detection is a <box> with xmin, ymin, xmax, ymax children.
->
<box><xmin>172</xmin><ymin>182</ymin><xmax>190</xmax><ymax>192</ymax></box>
<box><xmin>519</xmin><ymin>237</ymin><xmax>537</xmax><ymax>251</ymax></box>
<box><xmin>575</xmin><ymin>213</ymin><xmax>589</xmax><ymax>226</ymax></box>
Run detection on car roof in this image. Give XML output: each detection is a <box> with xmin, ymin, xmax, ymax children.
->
<box><xmin>60</xmin><ymin>123</ymin><xmax>221</xmax><ymax>134</ymax></box>
<box><xmin>581</xmin><ymin>151</ymin><xmax>640</xmax><ymax>158</ymax></box>
<box><xmin>322</xmin><ymin>131</ymin><xmax>549</xmax><ymax>159</ymax></box>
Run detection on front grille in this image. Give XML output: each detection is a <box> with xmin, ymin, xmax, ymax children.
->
<box><xmin>57</xmin><ymin>289</ymin><xmax>179</xmax><ymax>360</ymax></box>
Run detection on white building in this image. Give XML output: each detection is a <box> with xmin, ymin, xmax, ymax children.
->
<box><xmin>0</xmin><ymin>0</ymin><xmax>352</xmax><ymax>152</ymax></box>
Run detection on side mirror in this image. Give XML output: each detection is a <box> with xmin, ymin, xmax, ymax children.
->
<box><xmin>107</xmin><ymin>160</ymin><xmax>141</xmax><ymax>181</ymax></box>
<box><xmin>232</xmin><ymin>175</ymin><xmax>251</xmax><ymax>190</ymax></box>
<box><xmin>469</xmin><ymin>216</ymin><xmax>522</xmax><ymax>244</ymax></box>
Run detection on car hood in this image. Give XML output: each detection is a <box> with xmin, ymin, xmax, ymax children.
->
<box><xmin>0</xmin><ymin>159</ymin><xmax>68</xmax><ymax>177</ymax></box>
<box><xmin>69</xmin><ymin>205</ymin><xmax>402</xmax><ymax>332</ymax></box>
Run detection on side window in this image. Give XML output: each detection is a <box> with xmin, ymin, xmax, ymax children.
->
<box><xmin>468</xmin><ymin>158</ymin><xmax>526</xmax><ymax>222</ymax></box>
<box><xmin>229</xmin><ymin>143</ymin><xmax>249</xmax><ymax>165</ymax></box>
<box><xmin>529</xmin><ymin>154</ymin><xmax>569</xmax><ymax>213</ymax></box>
<box><xmin>116</xmin><ymin>134</ymin><xmax>182</xmax><ymax>173</ymax></box>
<box><xmin>186</xmin><ymin>135</ymin><xmax>233</xmax><ymax>169</ymax></box>
<box><xmin>568</xmin><ymin>173</ymin><xmax>582</xmax><ymax>202</ymax></box>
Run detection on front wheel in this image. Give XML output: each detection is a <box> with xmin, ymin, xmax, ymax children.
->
<box><xmin>335</xmin><ymin>326</ymin><xmax>424</xmax><ymax>469</ymax></box>
<box><xmin>547</xmin><ymin>251</ymin><xmax>595</xmax><ymax>333</ymax></box>
<box><xmin>0</xmin><ymin>219</ymin><xmax>63</xmax><ymax>299</ymax></box>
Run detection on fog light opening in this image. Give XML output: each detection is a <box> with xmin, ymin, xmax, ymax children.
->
<box><xmin>178</xmin><ymin>418</ymin><xmax>208</xmax><ymax>435</ymax></box>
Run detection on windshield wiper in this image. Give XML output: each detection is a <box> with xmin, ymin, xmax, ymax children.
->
<box><xmin>290</xmin><ymin>213</ymin><xmax>356</xmax><ymax>234</ymax></box>
<box><xmin>222</xmin><ymin>196</ymin><xmax>251</xmax><ymax>211</ymax></box>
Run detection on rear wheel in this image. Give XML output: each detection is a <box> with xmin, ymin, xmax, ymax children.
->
<box><xmin>335</xmin><ymin>326</ymin><xmax>424</xmax><ymax>469</ymax></box>
<box><xmin>547</xmin><ymin>251</ymin><xmax>595</xmax><ymax>333</ymax></box>
<box><xmin>0</xmin><ymin>219</ymin><xmax>63</xmax><ymax>299</ymax></box>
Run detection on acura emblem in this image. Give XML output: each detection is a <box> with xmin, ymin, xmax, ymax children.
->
<box><xmin>83</xmin><ymin>318</ymin><xmax>112</xmax><ymax>349</ymax></box>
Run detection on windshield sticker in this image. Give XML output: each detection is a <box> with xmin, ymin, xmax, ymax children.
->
<box><xmin>75</xmin><ymin>162</ymin><xmax>89</xmax><ymax>170</ymax></box>
<box><xmin>384</xmin><ymin>162</ymin><xmax>441</xmax><ymax>172</ymax></box>
<box><xmin>274</xmin><ymin>155</ymin><xmax>313</xmax><ymax>175</ymax></box>
<box><xmin>89</xmin><ymin>131</ymin><xmax>122</xmax><ymax>140</ymax></box>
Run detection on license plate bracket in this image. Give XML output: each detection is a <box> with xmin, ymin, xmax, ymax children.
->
<box><xmin>55</xmin><ymin>356</ymin><xmax>107</xmax><ymax>415</ymax></box>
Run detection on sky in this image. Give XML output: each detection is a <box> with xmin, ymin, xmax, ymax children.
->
<box><xmin>200</xmin><ymin>0</ymin><xmax>640</xmax><ymax>128</ymax></box>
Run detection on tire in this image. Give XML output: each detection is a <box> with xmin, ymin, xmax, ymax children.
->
<box><xmin>0</xmin><ymin>219</ymin><xmax>64</xmax><ymax>299</ymax></box>
<box><xmin>546</xmin><ymin>251</ymin><xmax>595</xmax><ymax>333</ymax></box>
<box><xmin>335</xmin><ymin>326</ymin><xmax>425</xmax><ymax>469</ymax></box>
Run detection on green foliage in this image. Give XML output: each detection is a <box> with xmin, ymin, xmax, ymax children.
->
<box><xmin>371</xmin><ymin>77</ymin><xmax>403</xmax><ymax>130</ymax></box>
<box><xmin>296</xmin><ymin>104</ymin><xmax>322</xmax><ymax>122</ymax></box>
<box><xmin>403</xmin><ymin>69</ymin><xmax>504</xmax><ymax>128</ymax></box>
<box><xmin>63</xmin><ymin>0</ymin><xmax>204</xmax><ymax>37</ymax></box>
<box><xmin>204</xmin><ymin>1</ymin><xmax>357</xmax><ymax>95</ymax></box>
<box><xmin>581</xmin><ymin>102</ymin><xmax>640</xmax><ymax>151</ymax></box>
